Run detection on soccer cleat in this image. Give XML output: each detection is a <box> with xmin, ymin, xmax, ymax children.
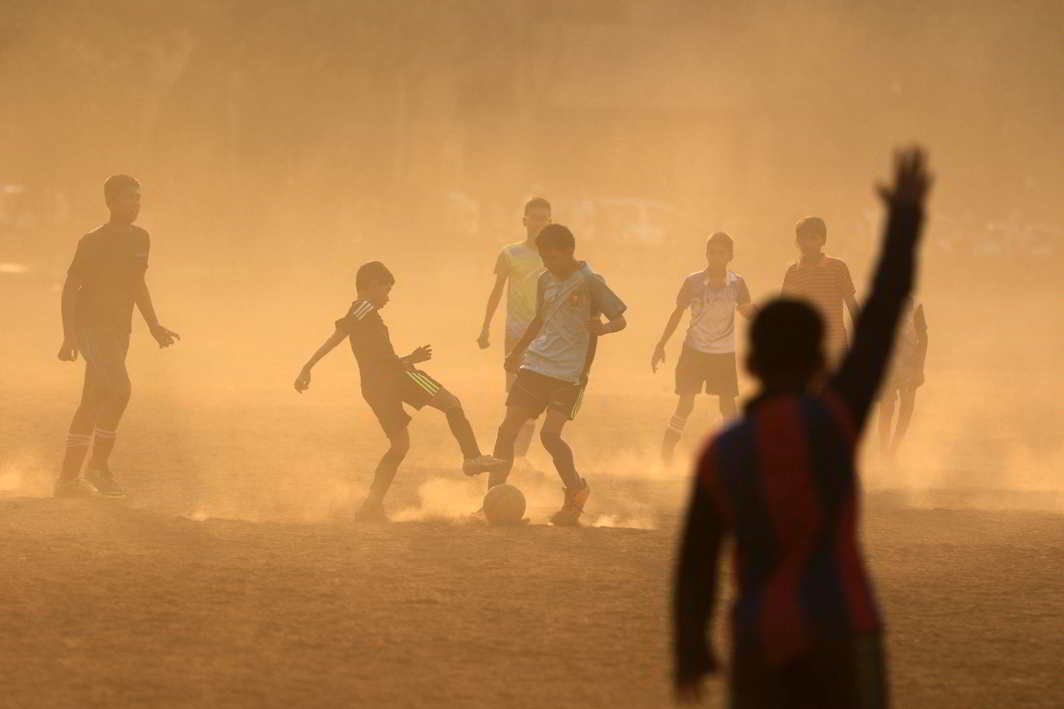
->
<box><xmin>53</xmin><ymin>477</ymin><xmax>99</xmax><ymax>498</ymax></box>
<box><xmin>550</xmin><ymin>482</ymin><xmax>590</xmax><ymax>527</ymax></box>
<box><xmin>355</xmin><ymin>498</ymin><xmax>389</xmax><ymax>523</ymax></box>
<box><xmin>462</xmin><ymin>455</ymin><xmax>509</xmax><ymax>477</ymax></box>
<box><xmin>83</xmin><ymin>466</ymin><xmax>127</xmax><ymax>498</ymax></box>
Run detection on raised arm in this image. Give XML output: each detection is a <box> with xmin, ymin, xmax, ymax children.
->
<box><xmin>830</xmin><ymin>148</ymin><xmax>932</xmax><ymax>428</ymax></box>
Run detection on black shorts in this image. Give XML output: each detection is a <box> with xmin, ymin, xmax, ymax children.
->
<box><xmin>77</xmin><ymin>326</ymin><xmax>132</xmax><ymax>398</ymax></box>
<box><xmin>364</xmin><ymin>368</ymin><xmax>443</xmax><ymax>438</ymax></box>
<box><xmin>730</xmin><ymin>633</ymin><xmax>888</xmax><ymax>709</ymax></box>
<box><xmin>675</xmin><ymin>346</ymin><xmax>739</xmax><ymax>397</ymax></box>
<box><xmin>506</xmin><ymin>369</ymin><xmax>585</xmax><ymax>420</ymax></box>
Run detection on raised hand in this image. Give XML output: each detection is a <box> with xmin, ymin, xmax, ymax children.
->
<box><xmin>151</xmin><ymin>324</ymin><xmax>181</xmax><ymax>348</ymax></box>
<box><xmin>878</xmin><ymin>147</ymin><xmax>933</xmax><ymax>208</ymax></box>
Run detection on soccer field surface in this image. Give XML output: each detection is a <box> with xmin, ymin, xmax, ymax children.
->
<box><xmin>2</xmin><ymin>387</ymin><xmax>1062</xmax><ymax>708</ymax></box>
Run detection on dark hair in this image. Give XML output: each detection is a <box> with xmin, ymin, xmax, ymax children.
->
<box><xmin>104</xmin><ymin>174</ymin><xmax>140</xmax><ymax>203</ymax></box>
<box><xmin>749</xmin><ymin>298</ymin><xmax>824</xmax><ymax>379</ymax></box>
<box><xmin>356</xmin><ymin>261</ymin><xmax>395</xmax><ymax>291</ymax></box>
<box><xmin>706</xmin><ymin>231</ymin><xmax>734</xmax><ymax>256</ymax></box>
<box><xmin>795</xmin><ymin>216</ymin><xmax>827</xmax><ymax>242</ymax></box>
<box><xmin>524</xmin><ymin>197</ymin><xmax>551</xmax><ymax>216</ymax></box>
<box><xmin>536</xmin><ymin>223</ymin><xmax>575</xmax><ymax>252</ymax></box>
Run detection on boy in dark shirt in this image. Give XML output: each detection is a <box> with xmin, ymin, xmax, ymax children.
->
<box><xmin>294</xmin><ymin>261</ymin><xmax>505</xmax><ymax>521</ymax></box>
<box><xmin>673</xmin><ymin>148</ymin><xmax>931</xmax><ymax>707</ymax></box>
<box><xmin>55</xmin><ymin>175</ymin><xmax>180</xmax><ymax>498</ymax></box>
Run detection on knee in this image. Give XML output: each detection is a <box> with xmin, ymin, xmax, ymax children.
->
<box><xmin>387</xmin><ymin>433</ymin><xmax>410</xmax><ymax>459</ymax></box>
<box><xmin>539</xmin><ymin>429</ymin><xmax>564</xmax><ymax>451</ymax></box>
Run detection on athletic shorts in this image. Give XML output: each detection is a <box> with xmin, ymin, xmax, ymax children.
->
<box><xmin>729</xmin><ymin>633</ymin><xmax>889</xmax><ymax>709</ymax></box>
<box><xmin>364</xmin><ymin>368</ymin><xmax>443</xmax><ymax>438</ymax></box>
<box><xmin>506</xmin><ymin>369</ymin><xmax>585</xmax><ymax>420</ymax></box>
<box><xmin>77</xmin><ymin>326</ymin><xmax>132</xmax><ymax>398</ymax></box>
<box><xmin>675</xmin><ymin>346</ymin><xmax>739</xmax><ymax>397</ymax></box>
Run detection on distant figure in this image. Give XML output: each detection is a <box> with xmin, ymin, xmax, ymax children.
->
<box><xmin>652</xmin><ymin>232</ymin><xmax>756</xmax><ymax>466</ymax></box>
<box><xmin>475</xmin><ymin>224</ymin><xmax>627</xmax><ymax>526</ymax></box>
<box><xmin>673</xmin><ymin>148</ymin><xmax>932</xmax><ymax>707</ymax></box>
<box><xmin>477</xmin><ymin>197</ymin><xmax>551</xmax><ymax>471</ymax></box>
<box><xmin>55</xmin><ymin>175</ymin><xmax>180</xmax><ymax>498</ymax></box>
<box><xmin>781</xmin><ymin>216</ymin><xmax>859</xmax><ymax>361</ymax></box>
<box><xmin>294</xmin><ymin>261</ymin><xmax>506</xmax><ymax>522</ymax></box>
<box><xmin>878</xmin><ymin>302</ymin><xmax>928</xmax><ymax>455</ymax></box>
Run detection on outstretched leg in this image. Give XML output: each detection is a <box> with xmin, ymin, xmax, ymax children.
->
<box><xmin>661</xmin><ymin>393</ymin><xmax>696</xmax><ymax>466</ymax></box>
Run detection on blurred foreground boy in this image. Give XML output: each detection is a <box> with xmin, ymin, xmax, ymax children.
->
<box><xmin>673</xmin><ymin>148</ymin><xmax>931</xmax><ymax>707</ymax></box>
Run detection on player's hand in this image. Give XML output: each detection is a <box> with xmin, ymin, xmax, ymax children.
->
<box><xmin>504</xmin><ymin>351</ymin><xmax>521</xmax><ymax>373</ymax></box>
<box><xmin>57</xmin><ymin>338</ymin><xmax>78</xmax><ymax>362</ymax></box>
<box><xmin>877</xmin><ymin>147</ymin><xmax>932</xmax><ymax>208</ymax></box>
<box><xmin>408</xmin><ymin>344</ymin><xmax>433</xmax><ymax>364</ymax></box>
<box><xmin>151</xmin><ymin>324</ymin><xmax>181</xmax><ymax>348</ymax></box>
<box><xmin>652</xmin><ymin>343</ymin><xmax>666</xmax><ymax>373</ymax></box>
<box><xmin>674</xmin><ymin>679</ymin><xmax>704</xmax><ymax>705</ymax></box>
<box><xmin>477</xmin><ymin>329</ymin><xmax>490</xmax><ymax>349</ymax></box>
<box><xmin>294</xmin><ymin>367</ymin><xmax>311</xmax><ymax>393</ymax></box>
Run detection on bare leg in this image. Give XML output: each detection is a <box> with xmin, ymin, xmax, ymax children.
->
<box><xmin>540</xmin><ymin>408</ymin><xmax>581</xmax><ymax>489</ymax></box>
<box><xmin>890</xmin><ymin>387</ymin><xmax>918</xmax><ymax>454</ymax></box>
<box><xmin>662</xmin><ymin>393</ymin><xmax>696</xmax><ymax>465</ymax></box>
<box><xmin>366</xmin><ymin>427</ymin><xmax>410</xmax><ymax>506</ymax></box>
<box><xmin>425</xmin><ymin>388</ymin><xmax>481</xmax><ymax>460</ymax></box>
<box><xmin>506</xmin><ymin>371</ymin><xmax>537</xmax><ymax>460</ymax></box>
<box><xmin>490</xmin><ymin>405</ymin><xmax>536</xmax><ymax>487</ymax></box>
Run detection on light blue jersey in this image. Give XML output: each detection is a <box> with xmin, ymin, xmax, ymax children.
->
<box><xmin>521</xmin><ymin>262</ymin><xmax>627</xmax><ymax>385</ymax></box>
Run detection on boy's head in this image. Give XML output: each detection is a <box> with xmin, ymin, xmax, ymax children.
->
<box><xmin>795</xmin><ymin>216</ymin><xmax>827</xmax><ymax>258</ymax></box>
<box><xmin>705</xmin><ymin>231</ymin><xmax>734</xmax><ymax>269</ymax></box>
<box><xmin>746</xmin><ymin>298</ymin><xmax>826</xmax><ymax>390</ymax></box>
<box><xmin>104</xmin><ymin>174</ymin><xmax>141</xmax><ymax>225</ymax></box>
<box><xmin>523</xmin><ymin>197</ymin><xmax>552</xmax><ymax>240</ymax></box>
<box><xmin>535</xmin><ymin>223</ymin><xmax>576</xmax><ymax>275</ymax></box>
<box><xmin>355</xmin><ymin>261</ymin><xmax>395</xmax><ymax>308</ymax></box>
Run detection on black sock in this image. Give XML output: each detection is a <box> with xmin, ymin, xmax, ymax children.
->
<box><xmin>445</xmin><ymin>407</ymin><xmax>481</xmax><ymax>460</ymax></box>
<box><xmin>540</xmin><ymin>431</ymin><xmax>581</xmax><ymax>489</ymax></box>
<box><xmin>489</xmin><ymin>424</ymin><xmax>519</xmax><ymax>487</ymax></box>
<box><xmin>368</xmin><ymin>448</ymin><xmax>404</xmax><ymax>501</ymax></box>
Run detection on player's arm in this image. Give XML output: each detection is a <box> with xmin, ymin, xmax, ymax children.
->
<box><xmin>831</xmin><ymin>148</ymin><xmax>931</xmax><ymax>428</ymax></box>
<box><xmin>503</xmin><ymin>314</ymin><xmax>544</xmax><ymax>373</ymax></box>
<box><xmin>294</xmin><ymin>326</ymin><xmax>347</xmax><ymax>392</ymax></box>
<box><xmin>58</xmin><ymin>271</ymin><xmax>82</xmax><ymax>361</ymax></box>
<box><xmin>736</xmin><ymin>277</ymin><xmax>756</xmax><ymax>320</ymax></box>
<box><xmin>478</xmin><ymin>272</ymin><xmax>508</xmax><ymax>349</ymax></box>
<box><xmin>590</xmin><ymin>312</ymin><xmax>626</xmax><ymax>336</ymax></box>
<box><xmin>673</xmin><ymin>457</ymin><xmax>724</xmax><ymax>703</ymax></box>
<box><xmin>652</xmin><ymin>304</ymin><xmax>686</xmax><ymax>371</ymax></box>
<box><xmin>135</xmin><ymin>276</ymin><xmax>180</xmax><ymax>348</ymax></box>
<box><xmin>586</xmin><ymin>275</ymin><xmax>628</xmax><ymax>337</ymax></box>
<box><xmin>844</xmin><ymin>293</ymin><xmax>860</xmax><ymax>331</ymax></box>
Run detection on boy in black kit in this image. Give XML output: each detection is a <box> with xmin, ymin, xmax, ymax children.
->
<box><xmin>55</xmin><ymin>175</ymin><xmax>180</xmax><ymax>498</ymax></box>
<box><xmin>295</xmin><ymin>261</ymin><xmax>506</xmax><ymax>521</ymax></box>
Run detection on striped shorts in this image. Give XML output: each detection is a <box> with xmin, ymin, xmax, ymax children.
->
<box><xmin>364</xmin><ymin>368</ymin><xmax>444</xmax><ymax>438</ymax></box>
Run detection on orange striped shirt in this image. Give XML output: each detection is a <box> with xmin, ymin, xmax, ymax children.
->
<box><xmin>781</xmin><ymin>255</ymin><xmax>855</xmax><ymax>356</ymax></box>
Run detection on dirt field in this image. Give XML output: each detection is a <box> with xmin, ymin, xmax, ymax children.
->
<box><xmin>3</xmin><ymin>376</ymin><xmax>1063</xmax><ymax>709</ymax></box>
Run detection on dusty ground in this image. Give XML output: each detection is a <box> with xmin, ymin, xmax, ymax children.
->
<box><xmin>2</xmin><ymin>378</ymin><xmax>1063</xmax><ymax>709</ymax></box>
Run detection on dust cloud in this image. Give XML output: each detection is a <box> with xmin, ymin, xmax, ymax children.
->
<box><xmin>2</xmin><ymin>0</ymin><xmax>1062</xmax><ymax>520</ymax></box>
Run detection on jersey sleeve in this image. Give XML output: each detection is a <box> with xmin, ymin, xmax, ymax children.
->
<box><xmin>675</xmin><ymin>276</ymin><xmax>695</xmax><ymax>308</ymax></box>
<box><xmin>334</xmin><ymin>305</ymin><xmax>361</xmax><ymax>334</ymax></box>
<box><xmin>588</xmin><ymin>274</ymin><xmax>627</xmax><ymax>320</ymax></box>
<box><xmin>735</xmin><ymin>276</ymin><xmax>752</xmax><ymax>305</ymax></box>
<box><xmin>781</xmin><ymin>265</ymin><xmax>797</xmax><ymax>294</ymax></box>
<box><xmin>835</xmin><ymin>260</ymin><xmax>856</xmax><ymax>298</ymax></box>
<box><xmin>493</xmin><ymin>248</ymin><xmax>511</xmax><ymax>277</ymax></box>
<box><xmin>67</xmin><ymin>236</ymin><xmax>89</xmax><ymax>278</ymax></box>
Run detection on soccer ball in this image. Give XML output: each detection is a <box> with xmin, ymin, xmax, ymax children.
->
<box><xmin>482</xmin><ymin>484</ymin><xmax>526</xmax><ymax>525</ymax></box>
